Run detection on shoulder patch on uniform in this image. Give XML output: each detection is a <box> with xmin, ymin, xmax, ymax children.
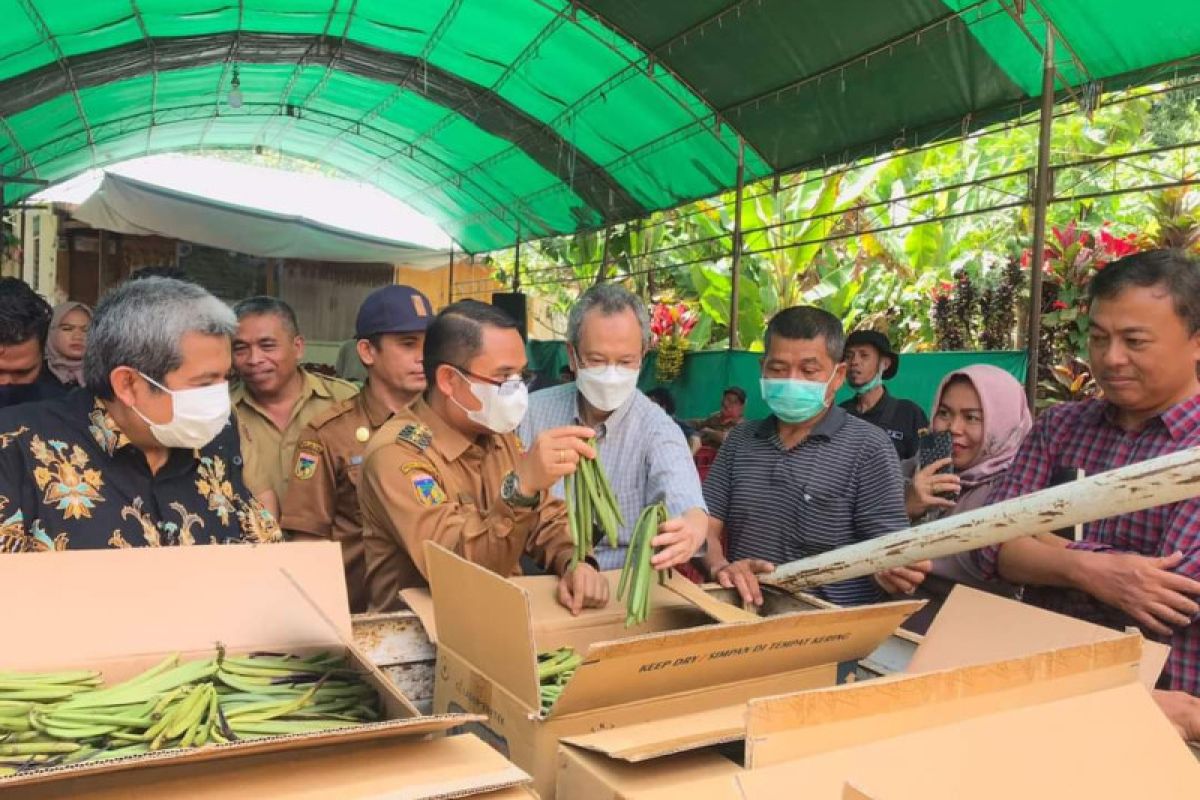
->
<box><xmin>401</xmin><ymin>462</ymin><xmax>446</xmax><ymax>507</ymax></box>
<box><xmin>294</xmin><ymin>451</ymin><xmax>319</xmax><ymax>481</ymax></box>
<box><xmin>396</xmin><ymin>423</ymin><xmax>433</xmax><ymax>451</ymax></box>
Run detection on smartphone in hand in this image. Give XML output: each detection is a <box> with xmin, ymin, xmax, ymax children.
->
<box><xmin>917</xmin><ymin>429</ymin><xmax>957</xmax><ymax>499</ymax></box>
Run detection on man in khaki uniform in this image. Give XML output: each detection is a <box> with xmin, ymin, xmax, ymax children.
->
<box><xmin>231</xmin><ymin>297</ymin><xmax>358</xmax><ymax>505</ymax></box>
<box><xmin>360</xmin><ymin>300</ymin><xmax>609</xmax><ymax>614</ymax></box>
<box><xmin>282</xmin><ymin>285</ymin><xmax>434</xmax><ymax>613</ymax></box>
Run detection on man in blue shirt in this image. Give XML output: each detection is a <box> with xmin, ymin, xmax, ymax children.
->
<box><xmin>519</xmin><ymin>285</ymin><xmax>706</xmax><ymax>571</ymax></box>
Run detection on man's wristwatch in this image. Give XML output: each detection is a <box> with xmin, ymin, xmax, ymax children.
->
<box><xmin>500</xmin><ymin>470</ymin><xmax>539</xmax><ymax>508</ymax></box>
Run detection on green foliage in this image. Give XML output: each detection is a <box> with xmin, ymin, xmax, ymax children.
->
<box><xmin>498</xmin><ymin>83</ymin><xmax>1200</xmax><ymax>372</ymax></box>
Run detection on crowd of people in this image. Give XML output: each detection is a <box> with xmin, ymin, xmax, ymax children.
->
<box><xmin>0</xmin><ymin>248</ymin><xmax>1197</xmax><ymax>740</ymax></box>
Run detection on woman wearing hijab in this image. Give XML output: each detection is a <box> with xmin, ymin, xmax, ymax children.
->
<box><xmin>897</xmin><ymin>364</ymin><xmax>1065</xmax><ymax>631</ymax></box>
<box><xmin>45</xmin><ymin>301</ymin><xmax>91</xmax><ymax>388</ymax></box>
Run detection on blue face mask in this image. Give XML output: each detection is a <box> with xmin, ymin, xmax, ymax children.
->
<box><xmin>850</xmin><ymin>368</ymin><xmax>884</xmax><ymax>396</ymax></box>
<box><xmin>760</xmin><ymin>373</ymin><xmax>836</xmax><ymax>424</ymax></box>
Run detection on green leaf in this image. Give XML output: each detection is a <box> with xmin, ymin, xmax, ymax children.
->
<box><xmin>686</xmin><ymin>315</ymin><xmax>713</xmax><ymax>348</ymax></box>
<box><xmin>903</xmin><ymin>222</ymin><xmax>944</xmax><ymax>272</ymax></box>
<box><xmin>789</xmin><ymin>173</ymin><xmax>846</xmax><ymax>273</ymax></box>
<box><xmin>700</xmin><ymin>293</ymin><xmax>730</xmax><ymax>326</ymax></box>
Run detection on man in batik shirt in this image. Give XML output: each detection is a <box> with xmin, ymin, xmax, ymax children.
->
<box><xmin>0</xmin><ymin>277</ymin><xmax>279</xmax><ymax>551</ymax></box>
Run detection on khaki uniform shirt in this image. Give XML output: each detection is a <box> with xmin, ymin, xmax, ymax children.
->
<box><xmin>279</xmin><ymin>388</ymin><xmax>394</xmax><ymax>614</ymax></box>
<box><xmin>360</xmin><ymin>398</ymin><xmax>574</xmax><ymax>612</ymax></box>
<box><xmin>232</xmin><ymin>369</ymin><xmax>359</xmax><ymax>501</ymax></box>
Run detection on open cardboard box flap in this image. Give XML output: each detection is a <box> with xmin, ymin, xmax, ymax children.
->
<box><xmin>0</xmin><ymin>542</ymin><xmax>353</xmax><ymax>668</ymax></box>
<box><xmin>734</xmin><ymin>679</ymin><xmax>1200</xmax><ymax>799</ymax></box>
<box><xmin>910</xmin><ymin>585</ymin><xmax>1170</xmax><ymax>689</ymax></box>
<box><xmin>426</xmin><ymin>543</ymin><xmax>921</xmax><ymax>718</ymax></box>
<box><xmin>4</xmin><ymin>733</ymin><xmax>530</xmax><ymax>800</ymax></box>
<box><xmin>745</xmin><ymin>633</ymin><xmax>1146</xmax><ymax>768</ymax></box>
<box><xmin>549</xmin><ymin>601</ymin><xmax>918</xmax><ymax>718</ymax></box>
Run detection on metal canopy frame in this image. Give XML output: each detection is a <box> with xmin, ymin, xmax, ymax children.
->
<box><xmin>0</xmin><ymin>33</ymin><xmax>645</xmax><ymax>227</ymax></box>
<box><xmin>0</xmin><ymin>1</ymin><xmax>1195</xmax><ymax>255</ymax></box>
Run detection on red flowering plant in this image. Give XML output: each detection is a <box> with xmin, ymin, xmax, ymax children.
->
<box><xmin>1030</xmin><ymin>222</ymin><xmax>1137</xmax><ymax>406</ymax></box>
<box><xmin>648</xmin><ymin>301</ymin><xmax>698</xmax><ymax>348</ymax></box>
<box><xmin>649</xmin><ymin>302</ymin><xmax>698</xmax><ymax>382</ymax></box>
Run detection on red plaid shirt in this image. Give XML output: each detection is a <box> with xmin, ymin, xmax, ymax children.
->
<box><xmin>979</xmin><ymin>394</ymin><xmax>1200</xmax><ymax>695</ymax></box>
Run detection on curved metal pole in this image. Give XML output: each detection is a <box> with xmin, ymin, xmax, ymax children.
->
<box><xmin>1024</xmin><ymin>29</ymin><xmax>1056</xmax><ymax>409</ymax></box>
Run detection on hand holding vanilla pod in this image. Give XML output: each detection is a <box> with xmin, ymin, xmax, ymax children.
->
<box><xmin>0</xmin><ymin>649</ymin><xmax>381</xmax><ymax>777</ymax></box>
<box><xmin>565</xmin><ymin>439</ymin><xmax>624</xmax><ymax>566</ymax></box>
<box><xmin>619</xmin><ymin>502</ymin><xmax>670</xmax><ymax>626</ymax></box>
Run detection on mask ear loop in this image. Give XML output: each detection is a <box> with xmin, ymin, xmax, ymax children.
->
<box><xmin>127</xmin><ymin>370</ymin><xmax>176</xmax><ymax>428</ymax></box>
<box><xmin>447</xmin><ymin>366</ymin><xmax>487</xmax><ymax>416</ymax></box>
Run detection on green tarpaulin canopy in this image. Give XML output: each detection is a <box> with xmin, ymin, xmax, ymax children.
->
<box><xmin>1</xmin><ymin>2</ymin><xmax>1197</xmax><ymax>252</ymax></box>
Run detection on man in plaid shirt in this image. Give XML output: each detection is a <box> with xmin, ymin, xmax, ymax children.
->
<box><xmin>967</xmin><ymin>250</ymin><xmax>1200</xmax><ymax>740</ymax></box>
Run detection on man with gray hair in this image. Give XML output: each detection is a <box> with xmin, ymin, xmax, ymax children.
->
<box><xmin>518</xmin><ymin>284</ymin><xmax>707</xmax><ymax>573</ymax></box>
<box><xmin>0</xmin><ymin>277</ymin><xmax>280</xmax><ymax>551</ymax></box>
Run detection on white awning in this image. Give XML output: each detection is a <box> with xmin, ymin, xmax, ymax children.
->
<box><xmin>55</xmin><ymin>155</ymin><xmax>452</xmax><ymax>269</ymax></box>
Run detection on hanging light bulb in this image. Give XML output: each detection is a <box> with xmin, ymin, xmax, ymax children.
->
<box><xmin>228</xmin><ymin>65</ymin><xmax>244</xmax><ymax>109</ymax></box>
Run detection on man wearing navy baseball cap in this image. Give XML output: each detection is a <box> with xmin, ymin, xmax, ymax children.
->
<box><xmin>281</xmin><ymin>284</ymin><xmax>434</xmax><ymax>612</ymax></box>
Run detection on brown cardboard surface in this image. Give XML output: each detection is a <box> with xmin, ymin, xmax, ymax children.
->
<box><xmin>662</xmin><ymin>572</ymin><xmax>760</xmax><ymax>624</ymax></box>
<box><xmin>745</xmin><ymin>635</ymin><xmax>1143</xmax><ymax>768</ymax></box>
<box><xmin>561</xmin><ymin>664</ymin><xmax>834</xmax><ymax>761</ymax></box>
<box><xmin>4</xmin><ymin>733</ymin><xmax>530</xmax><ymax>800</ymax></box>
<box><xmin>426</xmin><ymin>542</ymin><xmax>540</xmax><ymax>709</ymax></box>
<box><xmin>439</xmin><ymin>647</ymin><xmax>840</xmax><ymax>798</ymax></box>
<box><xmin>910</xmin><ymin>584</ymin><xmax>1169</xmax><ymax>689</ymax></box>
<box><xmin>400</xmin><ymin>586</ymin><xmax>440</xmax><ymax>644</ymax></box>
<box><xmin>557</xmin><ymin>745</ymin><xmax>743</xmax><ymax>800</ymax></box>
<box><xmin>524</xmin><ymin>571</ymin><xmax>710</xmax><ymax>646</ymax></box>
<box><xmin>0</xmin><ymin>543</ymin><xmax>351</xmax><ymax>668</ymax></box>
<box><xmin>549</xmin><ymin>602</ymin><xmax>916</xmax><ymax>717</ymax></box>
<box><xmin>735</xmin><ymin>682</ymin><xmax>1200</xmax><ymax>799</ymax></box>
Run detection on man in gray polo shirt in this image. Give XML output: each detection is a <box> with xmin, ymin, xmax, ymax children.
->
<box><xmin>518</xmin><ymin>284</ymin><xmax>707</xmax><ymax>572</ymax></box>
<box><xmin>701</xmin><ymin>306</ymin><xmax>922</xmax><ymax>607</ymax></box>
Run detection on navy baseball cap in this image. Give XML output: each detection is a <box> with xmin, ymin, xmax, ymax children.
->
<box><xmin>355</xmin><ymin>285</ymin><xmax>435</xmax><ymax>338</ymax></box>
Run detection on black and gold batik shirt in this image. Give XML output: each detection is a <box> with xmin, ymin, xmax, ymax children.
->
<box><xmin>0</xmin><ymin>390</ymin><xmax>281</xmax><ymax>552</ymax></box>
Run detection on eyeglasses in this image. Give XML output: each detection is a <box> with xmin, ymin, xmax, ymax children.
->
<box><xmin>451</xmin><ymin>366</ymin><xmax>532</xmax><ymax>397</ymax></box>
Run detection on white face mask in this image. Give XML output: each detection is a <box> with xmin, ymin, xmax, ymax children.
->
<box><xmin>450</xmin><ymin>368</ymin><xmax>528</xmax><ymax>434</ymax></box>
<box><xmin>132</xmin><ymin>372</ymin><xmax>231</xmax><ymax>450</ymax></box>
<box><xmin>574</xmin><ymin>364</ymin><xmax>640</xmax><ymax>412</ymax></box>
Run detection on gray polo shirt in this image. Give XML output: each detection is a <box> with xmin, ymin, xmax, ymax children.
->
<box><xmin>703</xmin><ymin>407</ymin><xmax>907</xmax><ymax>606</ymax></box>
<box><xmin>518</xmin><ymin>384</ymin><xmax>707</xmax><ymax>570</ymax></box>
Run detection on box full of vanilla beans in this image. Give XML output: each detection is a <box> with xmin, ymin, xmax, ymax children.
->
<box><xmin>0</xmin><ymin>542</ymin><xmax>487</xmax><ymax>790</ymax></box>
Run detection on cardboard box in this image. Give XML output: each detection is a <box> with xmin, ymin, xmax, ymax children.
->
<box><xmin>734</xmin><ymin>671</ymin><xmax>1200</xmax><ymax>799</ymax></box>
<box><xmin>424</xmin><ymin>544</ymin><xmax>921</xmax><ymax>798</ymax></box>
<box><xmin>556</xmin><ymin>586</ymin><xmax>1198</xmax><ymax>799</ymax></box>
<box><xmin>4</xmin><ymin>732</ymin><xmax>532</xmax><ymax>799</ymax></box>
<box><xmin>0</xmin><ymin>543</ymin><xmax>477</xmax><ymax>789</ymax></box>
